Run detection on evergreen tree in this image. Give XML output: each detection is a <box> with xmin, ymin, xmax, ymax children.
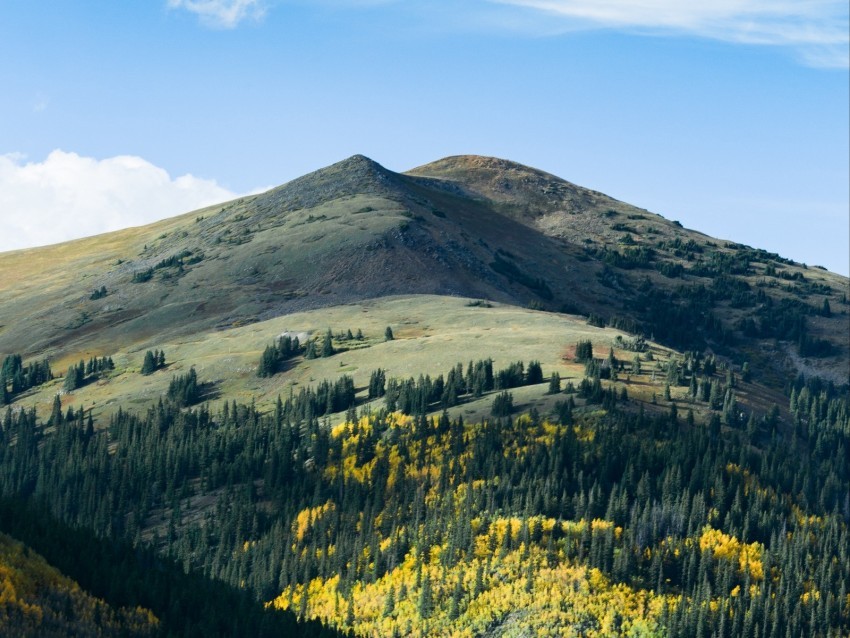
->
<box><xmin>141</xmin><ymin>351</ymin><xmax>157</xmax><ymax>375</ymax></box>
<box><xmin>491</xmin><ymin>391</ymin><xmax>513</xmax><ymax>417</ymax></box>
<box><xmin>63</xmin><ymin>365</ymin><xmax>79</xmax><ymax>392</ymax></box>
<box><xmin>368</xmin><ymin>369</ymin><xmax>386</xmax><ymax>399</ymax></box>
<box><xmin>383</xmin><ymin>585</ymin><xmax>395</xmax><ymax>618</ymax></box>
<box><xmin>418</xmin><ymin>572</ymin><xmax>432</xmax><ymax>619</ymax></box>
<box><xmin>321</xmin><ymin>329</ymin><xmax>335</xmax><ymax>357</ymax></box>
<box><xmin>49</xmin><ymin>394</ymin><xmax>63</xmax><ymax>427</ymax></box>
<box><xmin>304</xmin><ymin>341</ymin><xmax>317</xmax><ymax>360</ymax></box>
<box><xmin>384</xmin><ymin>326</ymin><xmax>394</xmax><ymax>341</ymax></box>
<box><xmin>575</xmin><ymin>340</ymin><xmax>593</xmax><ymax>362</ymax></box>
<box><xmin>526</xmin><ymin>360</ymin><xmax>543</xmax><ymax>385</ymax></box>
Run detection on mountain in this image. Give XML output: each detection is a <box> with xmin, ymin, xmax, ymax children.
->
<box><xmin>0</xmin><ymin>155</ymin><xmax>846</xmax><ymax>385</ymax></box>
<box><xmin>0</xmin><ymin>155</ymin><xmax>848</xmax><ymax>637</ymax></box>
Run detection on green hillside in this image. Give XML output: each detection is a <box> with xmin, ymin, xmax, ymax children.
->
<box><xmin>0</xmin><ymin>154</ymin><xmax>848</xmax><ymax>637</ymax></box>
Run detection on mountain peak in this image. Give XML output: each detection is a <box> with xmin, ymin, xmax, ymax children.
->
<box><xmin>251</xmin><ymin>154</ymin><xmax>399</xmax><ymax>214</ymax></box>
<box><xmin>332</xmin><ymin>154</ymin><xmax>390</xmax><ymax>174</ymax></box>
<box><xmin>410</xmin><ymin>154</ymin><xmax>534</xmax><ymax>172</ymax></box>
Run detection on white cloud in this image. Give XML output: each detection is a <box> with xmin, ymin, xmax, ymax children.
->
<box><xmin>491</xmin><ymin>0</ymin><xmax>849</xmax><ymax>67</ymax></box>
<box><xmin>0</xmin><ymin>151</ymin><xmax>239</xmax><ymax>253</ymax></box>
<box><xmin>167</xmin><ymin>0</ymin><xmax>267</xmax><ymax>28</ymax></box>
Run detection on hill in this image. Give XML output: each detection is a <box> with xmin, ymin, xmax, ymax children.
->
<box><xmin>0</xmin><ymin>154</ymin><xmax>848</xmax><ymax>637</ymax></box>
<box><xmin>0</xmin><ymin>154</ymin><xmax>846</xmax><ymax>387</ymax></box>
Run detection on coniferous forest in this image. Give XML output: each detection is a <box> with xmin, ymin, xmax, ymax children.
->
<box><xmin>1</xmin><ymin>348</ymin><xmax>847</xmax><ymax>637</ymax></box>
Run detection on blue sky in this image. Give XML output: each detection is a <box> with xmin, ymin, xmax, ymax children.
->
<box><xmin>1</xmin><ymin>0</ymin><xmax>848</xmax><ymax>274</ymax></box>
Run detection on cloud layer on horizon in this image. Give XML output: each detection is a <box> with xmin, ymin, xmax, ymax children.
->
<box><xmin>0</xmin><ymin>151</ymin><xmax>239</xmax><ymax>253</ymax></box>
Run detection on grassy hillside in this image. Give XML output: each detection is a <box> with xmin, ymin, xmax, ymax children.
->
<box><xmin>0</xmin><ymin>154</ymin><xmax>846</xmax><ymax>387</ymax></box>
<box><xmin>4</xmin><ymin>294</ymin><xmax>787</xmax><ymax>432</ymax></box>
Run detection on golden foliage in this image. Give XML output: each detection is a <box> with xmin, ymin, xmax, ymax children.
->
<box><xmin>272</xmin><ymin>541</ymin><xmax>670</xmax><ymax>637</ymax></box>
<box><xmin>293</xmin><ymin>501</ymin><xmax>337</xmax><ymax>542</ymax></box>
<box><xmin>698</xmin><ymin>527</ymin><xmax>764</xmax><ymax>580</ymax></box>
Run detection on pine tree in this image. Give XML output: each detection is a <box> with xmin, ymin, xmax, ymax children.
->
<box><xmin>63</xmin><ymin>365</ymin><xmax>78</xmax><ymax>392</ymax></box>
<box><xmin>548</xmin><ymin>372</ymin><xmax>561</xmax><ymax>394</ymax></box>
<box><xmin>491</xmin><ymin>391</ymin><xmax>513</xmax><ymax>417</ymax></box>
<box><xmin>368</xmin><ymin>369</ymin><xmax>386</xmax><ymax>399</ymax></box>
<box><xmin>449</xmin><ymin>578</ymin><xmax>462</xmax><ymax>620</ymax></box>
<box><xmin>418</xmin><ymin>572</ymin><xmax>432</xmax><ymax>619</ymax></box>
<box><xmin>575</xmin><ymin>340</ymin><xmax>593</xmax><ymax>362</ymax></box>
<box><xmin>526</xmin><ymin>360</ymin><xmax>543</xmax><ymax>384</ymax></box>
<box><xmin>473</xmin><ymin>562</ymin><xmax>484</xmax><ymax>597</ymax></box>
<box><xmin>304</xmin><ymin>341</ymin><xmax>317</xmax><ymax>360</ymax></box>
<box><xmin>141</xmin><ymin>351</ymin><xmax>157</xmax><ymax>375</ymax></box>
<box><xmin>383</xmin><ymin>585</ymin><xmax>395</xmax><ymax>617</ymax></box>
<box><xmin>49</xmin><ymin>394</ymin><xmax>63</xmax><ymax>426</ymax></box>
<box><xmin>321</xmin><ymin>329</ymin><xmax>335</xmax><ymax>357</ymax></box>
<box><xmin>384</xmin><ymin>326</ymin><xmax>394</xmax><ymax>341</ymax></box>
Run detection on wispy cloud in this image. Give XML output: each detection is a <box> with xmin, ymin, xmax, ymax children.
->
<box><xmin>492</xmin><ymin>0</ymin><xmax>849</xmax><ymax>67</ymax></box>
<box><xmin>33</xmin><ymin>93</ymin><xmax>49</xmax><ymax>113</ymax></box>
<box><xmin>167</xmin><ymin>0</ymin><xmax>267</xmax><ymax>28</ymax></box>
<box><xmin>0</xmin><ymin>151</ymin><xmax>241</xmax><ymax>253</ymax></box>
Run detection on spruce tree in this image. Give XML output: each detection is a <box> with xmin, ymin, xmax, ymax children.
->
<box><xmin>526</xmin><ymin>360</ymin><xmax>543</xmax><ymax>385</ymax></box>
<box><xmin>418</xmin><ymin>572</ymin><xmax>432</xmax><ymax>619</ymax></box>
<box><xmin>321</xmin><ymin>329</ymin><xmax>335</xmax><ymax>357</ymax></box>
<box><xmin>491</xmin><ymin>391</ymin><xmax>514</xmax><ymax>417</ymax></box>
<box><xmin>304</xmin><ymin>341</ymin><xmax>317</xmax><ymax>360</ymax></box>
<box><xmin>141</xmin><ymin>350</ymin><xmax>157</xmax><ymax>375</ymax></box>
<box><xmin>63</xmin><ymin>365</ymin><xmax>78</xmax><ymax>392</ymax></box>
<box><xmin>548</xmin><ymin>372</ymin><xmax>561</xmax><ymax>395</ymax></box>
<box><xmin>383</xmin><ymin>585</ymin><xmax>395</xmax><ymax>617</ymax></box>
<box><xmin>49</xmin><ymin>394</ymin><xmax>63</xmax><ymax>426</ymax></box>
